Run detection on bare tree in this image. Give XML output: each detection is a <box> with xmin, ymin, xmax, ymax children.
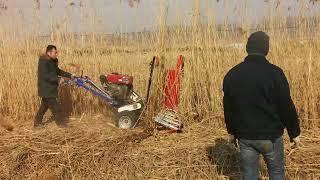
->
<box><xmin>0</xmin><ymin>0</ymin><xmax>7</xmax><ymax>11</ymax></box>
<box><xmin>34</xmin><ymin>0</ymin><xmax>40</xmax><ymax>10</ymax></box>
<box><xmin>120</xmin><ymin>0</ymin><xmax>140</xmax><ymax>8</ymax></box>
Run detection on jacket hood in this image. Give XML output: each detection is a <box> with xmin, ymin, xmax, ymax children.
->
<box><xmin>39</xmin><ymin>53</ymin><xmax>50</xmax><ymax>60</ymax></box>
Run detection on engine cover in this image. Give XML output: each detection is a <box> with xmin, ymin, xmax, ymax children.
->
<box><xmin>106</xmin><ymin>73</ymin><xmax>133</xmax><ymax>85</ymax></box>
<box><xmin>100</xmin><ymin>73</ymin><xmax>134</xmax><ymax>102</ymax></box>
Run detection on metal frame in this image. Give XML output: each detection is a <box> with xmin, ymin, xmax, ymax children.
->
<box><xmin>65</xmin><ymin>76</ymin><xmax>119</xmax><ymax>106</ymax></box>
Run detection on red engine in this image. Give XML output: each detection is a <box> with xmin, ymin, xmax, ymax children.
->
<box><xmin>100</xmin><ymin>73</ymin><xmax>134</xmax><ymax>101</ymax></box>
<box><xmin>105</xmin><ymin>73</ymin><xmax>133</xmax><ymax>85</ymax></box>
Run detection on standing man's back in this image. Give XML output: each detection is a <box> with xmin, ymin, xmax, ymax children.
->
<box><xmin>223</xmin><ymin>31</ymin><xmax>300</xmax><ymax>180</ymax></box>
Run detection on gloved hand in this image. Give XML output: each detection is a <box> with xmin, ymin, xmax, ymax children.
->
<box><xmin>229</xmin><ymin>134</ymin><xmax>238</xmax><ymax>147</ymax></box>
<box><xmin>291</xmin><ymin>136</ymin><xmax>301</xmax><ymax>148</ymax></box>
<box><xmin>59</xmin><ymin>77</ymin><xmax>65</xmax><ymax>85</ymax></box>
<box><xmin>70</xmin><ymin>74</ymin><xmax>76</xmax><ymax>79</ymax></box>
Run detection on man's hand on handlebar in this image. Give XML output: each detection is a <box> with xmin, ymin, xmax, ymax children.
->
<box><xmin>59</xmin><ymin>77</ymin><xmax>65</xmax><ymax>85</ymax></box>
<box><xmin>71</xmin><ymin>74</ymin><xmax>76</xmax><ymax>79</ymax></box>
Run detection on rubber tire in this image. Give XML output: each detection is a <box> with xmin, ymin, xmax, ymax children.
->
<box><xmin>116</xmin><ymin>111</ymin><xmax>137</xmax><ymax>129</ymax></box>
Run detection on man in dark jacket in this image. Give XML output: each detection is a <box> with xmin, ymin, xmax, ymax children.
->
<box><xmin>223</xmin><ymin>31</ymin><xmax>301</xmax><ymax>180</ymax></box>
<box><xmin>34</xmin><ymin>45</ymin><xmax>73</xmax><ymax>128</ymax></box>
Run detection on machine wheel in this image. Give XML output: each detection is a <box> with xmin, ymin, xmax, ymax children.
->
<box><xmin>116</xmin><ymin>111</ymin><xmax>137</xmax><ymax>129</ymax></box>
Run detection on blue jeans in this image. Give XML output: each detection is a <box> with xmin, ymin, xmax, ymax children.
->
<box><xmin>239</xmin><ymin>137</ymin><xmax>285</xmax><ymax>180</ymax></box>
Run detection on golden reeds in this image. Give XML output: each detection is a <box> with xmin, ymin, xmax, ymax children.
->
<box><xmin>0</xmin><ymin>0</ymin><xmax>320</xmax><ymax>179</ymax></box>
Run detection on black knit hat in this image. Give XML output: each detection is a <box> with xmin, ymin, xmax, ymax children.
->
<box><xmin>246</xmin><ymin>31</ymin><xmax>269</xmax><ymax>56</ymax></box>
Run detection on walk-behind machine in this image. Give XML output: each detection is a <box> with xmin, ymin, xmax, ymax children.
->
<box><xmin>64</xmin><ymin>56</ymin><xmax>183</xmax><ymax>131</ymax></box>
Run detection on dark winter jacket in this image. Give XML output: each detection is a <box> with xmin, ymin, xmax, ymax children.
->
<box><xmin>223</xmin><ymin>55</ymin><xmax>300</xmax><ymax>141</ymax></box>
<box><xmin>37</xmin><ymin>55</ymin><xmax>71</xmax><ymax>98</ymax></box>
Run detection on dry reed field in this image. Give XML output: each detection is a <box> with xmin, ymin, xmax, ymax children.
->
<box><xmin>1</xmin><ymin>0</ymin><xmax>320</xmax><ymax>179</ymax></box>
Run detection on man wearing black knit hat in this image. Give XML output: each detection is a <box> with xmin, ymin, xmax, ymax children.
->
<box><xmin>223</xmin><ymin>31</ymin><xmax>301</xmax><ymax>180</ymax></box>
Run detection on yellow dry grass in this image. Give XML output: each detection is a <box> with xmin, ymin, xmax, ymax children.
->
<box><xmin>0</xmin><ymin>1</ymin><xmax>320</xmax><ymax>179</ymax></box>
<box><xmin>0</xmin><ymin>116</ymin><xmax>319</xmax><ymax>179</ymax></box>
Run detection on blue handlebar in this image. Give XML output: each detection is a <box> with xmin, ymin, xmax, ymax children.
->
<box><xmin>68</xmin><ymin>76</ymin><xmax>119</xmax><ymax>106</ymax></box>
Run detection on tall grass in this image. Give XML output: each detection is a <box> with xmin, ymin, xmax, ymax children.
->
<box><xmin>0</xmin><ymin>0</ymin><xmax>320</xmax><ymax>131</ymax></box>
<box><xmin>1</xmin><ymin>1</ymin><xmax>320</xmax><ymax>179</ymax></box>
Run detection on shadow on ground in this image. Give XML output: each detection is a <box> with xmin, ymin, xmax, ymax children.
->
<box><xmin>207</xmin><ymin>138</ymin><xmax>241</xmax><ymax>180</ymax></box>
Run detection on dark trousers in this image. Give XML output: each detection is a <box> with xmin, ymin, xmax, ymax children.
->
<box><xmin>34</xmin><ymin>98</ymin><xmax>67</xmax><ymax>127</ymax></box>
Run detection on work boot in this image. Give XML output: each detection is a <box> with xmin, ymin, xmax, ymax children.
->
<box><xmin>58</xmin><ymin>124</ymin><xmax>69</xmax><ymax>128</ymax></box>
<box><xmin>56</xmin><ymin>122</ymin><xmax>69</xmax><ymax>128</ymax></box>
<box><xmin>33</xmin><ymin>123</ymin><xmax>44</xmax><ymax>129</ymax></box>
<box><xmin>34</xmin><ymin>118</ymin><xmax>44</xmax><ymax>128</ymax></box>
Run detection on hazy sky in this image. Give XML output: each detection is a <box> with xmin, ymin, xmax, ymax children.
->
<box><xmin>1</xmin><ymin>0</ymin><xmax>319</xmax><ymax>35</ymax></box>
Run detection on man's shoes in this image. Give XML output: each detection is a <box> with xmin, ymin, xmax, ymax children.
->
<box><xmin>57</xmin><ymin>123</ymin><xmax>69</xmax><ymax>128</ymax></box>
<box><xmin>34</xmin><ymin>123</ymin><xmax>44</xmax><ymax>129</ymax></box>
